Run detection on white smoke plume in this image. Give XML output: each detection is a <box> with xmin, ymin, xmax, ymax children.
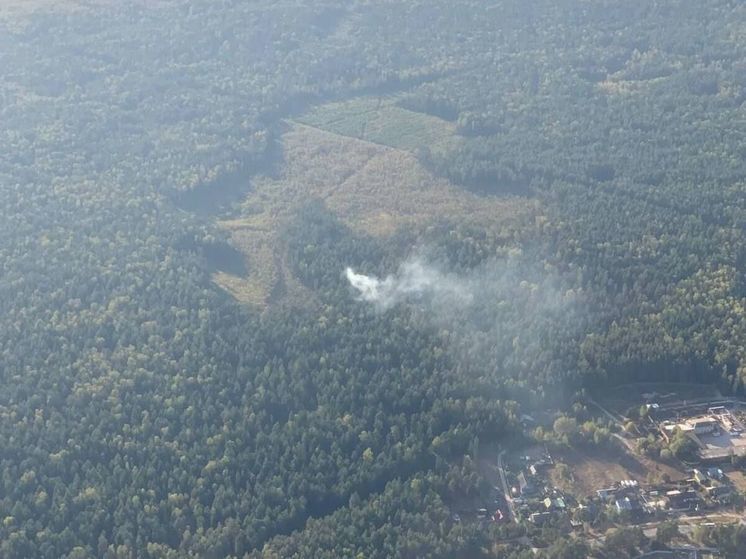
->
<box><xmin>345</xmin><ymin>249</ymin><xmax>589</xmax><ymax>404</ymax></box>
<box><xmin>345</xmin><ymin>257</ymin><xmax>473</xmax><ymax>310</ymax></box>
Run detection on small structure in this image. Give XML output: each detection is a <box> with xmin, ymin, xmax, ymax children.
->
<box><xmin>691</xmin><ymin>418</ymin><xmax>719</xmax><ymax>435</ymax></box>
<box><xmin>665</xmin><ymin>490</ymin><xmax>684</xmax><ymax>508</ymax></box>
<box><xmin>529</xmin><ymin>461</ymin><xmax>551</xmax><ymax>476</ymax></box>
<box><xmin>665</xmin><ymin>489</ymin><xmax>698</xmax><ymax>509</ymax></box>
<box><xmin>597</xmin><ymin>487</ymin><xmax>617</xmax><ymax>501</ymax></box>
<box><xmin>662</xmin><ymin>417</ymin><xmax>720</xmax><ymax>437</ymax></box>
<box><xmin>543</xmin><ymin>497</ymin><xmax>566</xmax><ymax>511</ymax></box>
<box><xmin>706</xmin><ymin>484</ymin><xmax>732</xmax><ymax>499</ymax></box>
<box><xmin>693</xmin><ymin>470</ymin><xmax>709</xmax><ymax>485</ymax></box>
<box><xmin>706</xmin><ymin>467</ymin><xmax>724</xmax><ymax>481</ymax></box>
<box><xmin>615</xmin><ymin>496</ymin><xmax>642</xmax><ymax>515</ymax></box>
<box><xmin>529</xmin><ymin>511</ymin><xmax>552</xmax><ymax>525</ymax></box>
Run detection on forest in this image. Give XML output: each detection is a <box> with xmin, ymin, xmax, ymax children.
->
<box><xmin>1</xmin><ymin>0</ymin><xmax>745</xmax><ymax>557</ymax></box>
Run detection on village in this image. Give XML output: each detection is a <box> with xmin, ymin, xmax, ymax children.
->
<box><xmin>463</xmin><ymin>385</ymin><xmax>746</xmax><ymax>557</ymax></box>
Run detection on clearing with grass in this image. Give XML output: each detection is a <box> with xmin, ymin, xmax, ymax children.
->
<box><xmin>215</xmin><ymin>122</ymin><xmax>536</xmax><ymax>306</ymax></box>
<box><xmin>297</xmin><ymin>96</ymin><xmax>461</xmax><ymax>154</ymax></box>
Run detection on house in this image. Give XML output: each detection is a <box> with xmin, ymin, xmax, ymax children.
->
<box><xmin>690</xmin><ymin>419</ymin><xmax>718</xmax><ymax>435</ymax></box>
<box><xmin>530</xmin><ymin>461</ymin><xmax>551</xmax><ymax>476</ymax></box>
<box><xmin>529</xmin><ymin>511</ymin><xmax>552</xmax><ymax>525</ymax></box>
<box><xmin>706</xmin><ymin>484</ymin><xmax>732</xmax><ymax>499</ymax></box>
<box><xmin>665</xmin><ymin>417</ymin><xmax>720</xmax><ymax>438</ymax></box>
<box><xmin>665</xmin><ymin>490</ymin><xmax>685</xmax><ymax>509</ymax></box>
<box><xmin>615</xmin><ymin>497</ymin><xmax>633</xmax><ymax>512</ymax></box>
<box><xmin>543</xmin><ymin>497</ymin><xmax>566</xmax><ymax>511</ymax></box>
<box><xmin>597</xmin><ymin>487</ymin><xmax>617</xmax><ymax>501</ymax></box>
<box><xmin>693</xmin><ymin>470</ymin><xmax>709</xmax><ymax>485</ymax></box>
<box><xmin>706</xmin><ymin>467</ymin><xmax>724</xmax><ymax>481</ymax></box>
<box><xmin>666</xmin><ymin>489</ymin><xmax>699</xmax><ymax>509</ymax></box>
<box><xmin>615</xmin><ymin>496</ymin><xmax>642</xmax><ymax>514</ymax></box>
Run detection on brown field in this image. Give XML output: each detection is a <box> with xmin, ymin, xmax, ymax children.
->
<box><xmin>216</xmin><ymin>123</ymin><xmax>537</xmax><ymax>307</ymax></box>
<box><xmin>550</xmin><ymin>445</ymin><xmax>687</xmax><ymax>499</ymax></box>
<box><xmin>726</xmin><ymin>469</ymin><xmax>746</xmax><ymax>493</ymax></box>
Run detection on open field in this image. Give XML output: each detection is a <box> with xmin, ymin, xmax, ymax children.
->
<box><xmin>297</xmin><ymin>96</ymin><xmax>461</xmax><ymax>154</ymax></box>
<box><xmin>549</xmin><ymin>446</ymin><xmax>687</xmax><ymax>499</ymax></box>
<box><xmin>215</xmin><ymin>123</ymin><xmax>536</xmax><ymax>306</ymax></box>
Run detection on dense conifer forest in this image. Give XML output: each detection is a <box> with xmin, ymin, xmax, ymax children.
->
<box><xmin>1</xmin><ymin>1</ymin><xmax>745</xmax><ymax>557</ymax></box>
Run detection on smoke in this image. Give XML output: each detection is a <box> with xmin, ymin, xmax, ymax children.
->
<box><xmin>345</xmin><ymin>257</ymin><xmax>472</xmax><ymax>310</ymax></box>
<box><xmin>345</xmin><ymin>250</ymin><xmax>588</xmax><ymax>398</ymax></box>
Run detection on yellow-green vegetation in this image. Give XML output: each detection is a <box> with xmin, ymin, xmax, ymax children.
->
<box><xmin>216</xmin><ymin>122</ymin><xmax>536</xmax><ymax>307</ymax></box>
<box><xmin>297</xmin><ymin>96</ymin><xmax>461</xmax><ymax>154</ymax></box>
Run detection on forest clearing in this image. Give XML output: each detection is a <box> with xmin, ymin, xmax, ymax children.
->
<box><xmin>297</xmin><ymin>95</ymin><xmax>461</xmax><ymax>154</ymax></box>
<box><xmin>216</xmin><ymin>122</ymin><xmax>536</xmax><ymax>306</ymax></box>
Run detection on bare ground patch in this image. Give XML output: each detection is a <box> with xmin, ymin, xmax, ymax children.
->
<box><xmin>726</xmin><ymin>469</ymin><xmax>746</xmax><ymax>493</ymax></box>
<box><xmin>550</xmin><ymin>445</ymin><xmax>687</xmax><ymax>499</ymax></box>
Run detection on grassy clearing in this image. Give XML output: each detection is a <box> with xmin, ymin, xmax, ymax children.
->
<box><xmin>297</xmin><ymin>96</ymin><xmax>460</xmax><ymax>154</ymax></box>
<box><xmin>216</xmin><ymin>123</ymin><xmax>536</xmax><ymax>307</ymax></box>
